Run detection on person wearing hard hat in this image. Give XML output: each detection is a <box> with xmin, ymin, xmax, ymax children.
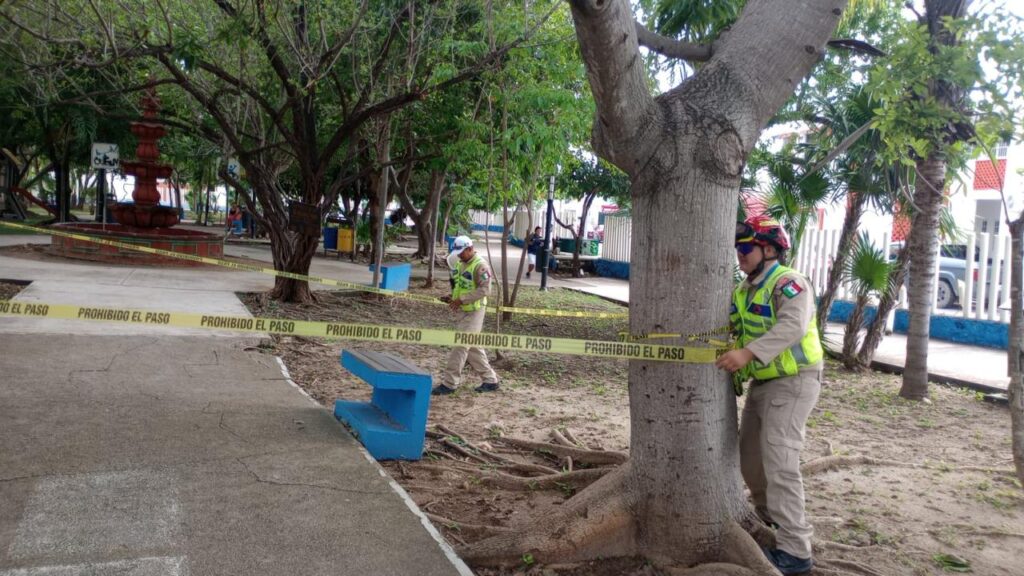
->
<box><xmin>435</xmin><ymin>235</ymin><xmax>500</xmax><ymax>395</ymax></box>
<box><xmin>715</xmin><ymin>215</ymin><xmax>823</xmax><ymax>576</ymax></box>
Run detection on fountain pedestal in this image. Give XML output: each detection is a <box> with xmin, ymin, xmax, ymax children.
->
<box><xmin>50</xmin><ymin>87</ymin><xmax>221</xmax><ymax>266</ymax></box>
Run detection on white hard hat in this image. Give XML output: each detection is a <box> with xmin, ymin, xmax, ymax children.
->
<box><xmin>451</xmin><ymin>235</ymin><xmax>473</xmax><ymax>256</ymax></box>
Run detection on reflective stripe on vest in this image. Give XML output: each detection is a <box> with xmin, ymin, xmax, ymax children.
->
<box><xmin>453</xmin><ymin>255</ymin><xmax>487</xmax><ymax>312</ymax></box>
<box><xmin>729</xmin><ymin>264</ymin><xmax>823</xmax><ymax>380</ymax></box>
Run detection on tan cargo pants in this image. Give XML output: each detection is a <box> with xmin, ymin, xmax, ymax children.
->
<box><xmin>739</xmin><ymin>366</ymin><xmax>822</xmax><ymax>559</ymax></box>
<box><xmin>442</xmin><ymin>307</ymin><xmax>498</xmax><ymax>388</ymax></box>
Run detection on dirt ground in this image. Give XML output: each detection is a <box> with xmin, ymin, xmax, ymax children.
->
<box><xmin>2</xmin><ymin>260</ymin><xmax>1020</xmax><ymax>575</ymax></box>
<box><xmin>239</xmin><ymin>284</ymin><xmax>1023</xmax><ymax>576</ymax></box>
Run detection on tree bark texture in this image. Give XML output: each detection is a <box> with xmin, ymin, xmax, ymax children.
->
<box><xmin>900</xmin><ymin>154</ymin><xmax>945</xmax><ymax>399</ymax></box>
<box><xmin>816</xmin><ymin>192</ymin><xmax>866</xmax><ymax>333</ymax></box>
<box><xmin>399</xmin><ymin>169</ymin><xmax>445</xmax><ymax>259</ymax></box>
<box><xmin>1008</xmin><ymin>218</ymin><xmax>1024</xmax><ymax>484</ymax></box>
<box><xmin>842</xmin><ymin>294</ymin><xmax>868</xmax><ymax>368</ymax></box>
<box><xmin>564</xmin><ymin>0</ymin><xmax>845</xmax><ymax>565</ymax></box>
<box><xmin>900</xmin><ymin>0</ymin><xmax>972</xmax><ymax>398</ymax></box>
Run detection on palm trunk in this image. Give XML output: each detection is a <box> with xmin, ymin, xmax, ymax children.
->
<box><xmin>857</xmin><ymin>245</ymin><xmax>912</xmax><ymax>367</ymax></box>
<box><xmin>1008</xmin><ymin>217</ymin><xmax>1024</xmax><ymax>484</ymax></box>
<box><xmin>817</xmin><ymin>192</ymin><xmax>866</xmax><ymax>333</ymax></box>
<box><xmin>900</xmin><ymin>154</ymin><xmax>945</xmax><ymax>399</ymax></box>
<box><xmin>842</xmin><ymin>293</ymin><xmax>868</xmax><ymax>369</ymax></box>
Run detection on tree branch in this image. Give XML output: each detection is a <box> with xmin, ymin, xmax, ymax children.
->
<box><xmin>634</xmin><ymin>21</ymin><xmax>712</xmax><ymax>62</ymax></box>
<box><xmin>827</xmin><ymin>38</ymin><xmax>886</xmax><ymax>58</ymax></box>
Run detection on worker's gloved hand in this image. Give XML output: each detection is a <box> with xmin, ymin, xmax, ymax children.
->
<box><xmin>714</xmin><ymin>348</ymin><xmax>754</xmax><ymax>373</ymax></box>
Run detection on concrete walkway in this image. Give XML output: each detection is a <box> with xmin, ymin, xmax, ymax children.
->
<box><xmin>0</xmin><ymin>233</ymin><xmax>470</xmax><ymax>576</ymax></box>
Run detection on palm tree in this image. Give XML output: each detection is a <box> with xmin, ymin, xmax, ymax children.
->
<box><xmin>754</xmin><ymin>142</ymin><xmax>836</xmax><ymax>263</ymax></box>
<box><xmin>858</xmin><ymin>200</ymin><xmax>963</xmax><ymax>368</ymax></box>
<box><xmin>809</xmin><ymin>89</ymin><xmax>899</xmax><ymax>335</ymax></box>
<box><xmin>842</xmin><ymin>233</ymin><xmax>893</xmax><ymax>369</ymax></box>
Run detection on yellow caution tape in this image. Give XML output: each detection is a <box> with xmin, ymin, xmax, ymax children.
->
<box><xmin>0</xmin><ymin>220</ymin><xmax>443</xmax><ymax>304</ymax></box>
<box><xmin>0</xmin><ymin>300</ymin><xmax>725</xmax><ymax>363</ymax></box>
<box><xmin>618</xmin><ymin>325</ymin><xmax>733</xmax><ymax>347</ymax></box>
<box><xmin>496</xmin><ymin>304</ymin><xmax>627</xmax><ymax>319</ymax></box>
<box><xmin>0</xmin><ymin>221</ymin><xmax>627</xmax><ymax>319</ymax></box>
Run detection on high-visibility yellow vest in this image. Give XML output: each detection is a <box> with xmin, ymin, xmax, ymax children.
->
<box><xmin>453</xmin><ymin>255</ymin><xmax>487</xmax><ymax>312</ymax></box>
<box><xmin>730</xmin><ymin>264</ymin><xmax>823</xmax><ymax>380</ymax></box>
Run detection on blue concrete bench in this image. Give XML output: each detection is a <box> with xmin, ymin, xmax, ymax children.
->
<box><xmin>333</xmin><ymin>350</ymin><xmax>431</xmax><ymax>460</ymax></box>
<box><xmin>368</xmin><ymin>263</ymin><xmax>412</xmax><ymax>292</ymax></box>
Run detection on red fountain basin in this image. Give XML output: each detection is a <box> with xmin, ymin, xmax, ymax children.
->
<box><xmin>49</xmin><ymin>223</ymin><xmax>223</xmax><ymax>266</ymax></box>
<box><xmin>108</xmin><ymin>202</ymin><xmax>180</xmax><ymax>228</ymax></box>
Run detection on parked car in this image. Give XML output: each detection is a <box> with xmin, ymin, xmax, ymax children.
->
<box><xmin>890</xmin><ymin>243</ymin><xmax>976</xmax><ymax>309</ymax></box>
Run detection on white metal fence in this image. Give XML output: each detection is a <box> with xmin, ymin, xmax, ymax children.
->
<box><xmin>793</xmin><ymin>228</ymin><xmax>1016</xmax><ymax>324</ymax></box>
<box><xmin>603</xmin><ymin>213</ymin><xmax>632</xmax><ymax>262</ymax></box>
<box><xmin>595</xmin><ymin>217</ymin><xmax>1020</xmax><ymax>325</ymax></box>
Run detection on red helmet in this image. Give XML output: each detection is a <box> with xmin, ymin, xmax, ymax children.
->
<box><xmin>736</xmin><ymin>215</ymin><xmax>790</xmax><ymax>251</ymax></box>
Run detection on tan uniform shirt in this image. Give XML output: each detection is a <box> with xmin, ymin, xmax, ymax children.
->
<box><xmin>458</xmin><ymin>256</ymin><xmax>492</xmax><ymax>306</ymax></box>
<box><xmin>741</xmin><ymin>264</ymin><xmax>817</xmax><ymax>367</ymax></box>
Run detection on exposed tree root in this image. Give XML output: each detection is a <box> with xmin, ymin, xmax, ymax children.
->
<box><xmin>551</xmin><ymin>428</ymin><xmax>578</xmax><ymax>448</ymax></box>
<box><xmin>476</xmin><ymin>467</ymin><xmax>611</xmax><ymax>491</ymax></box>
<box><xmin>413</xmin><ymin>461</ymin><xmax>612</xmax><ymax>492</ymax></box>
<box><xmin>807</xmin><ymin>516</ymin><xmax>847</xmax><ymax>528</ymax></box>
<box><xmin>456</xmin><ymin>466</ymin><xmax>636</xmax><ymax>566</ymax></box>
<box><xmin>439</xmin><ymin>437</ymin><xmax>492</xmax><ymax>464</ymax></box>
<box><xmin>429</xmin><ymin>426</ymin><xmax>560</xmax><ymax>475</ymax></box>
<box><xmin>425</xmin><ymin>513</ymin><xmax>512</xmax><ymax>538</ymax></box>
<box><xmin>495</xmin><ymin>436</ymin><xmax>629</xmax><ymax>466</ymax></box>
<box><xmin>738</xmin><ymin>511</ymin><xmax>776</xmax><ymax>549</ymax></box>
<box><xmin>802</xmin><ymin>455</ymin><xmax>1015</xmax><ymax>477</ymax></box>
<box><xmin>814</xmin><ymin>539</ymin><xmax>871</xmax><ymax>552</ymax></box>
<box><xmin>930</xmin><ymin>528</ymin><xmax>1024</xmax><ymax>539</ymax></box>
<box><xmin>664</xmin><ymin>563</ymin><xmax>759</xmax><ymax>576</ymax></box>
<box><xmin>561</xmin><ymin>427</ymin><xmax>584</xmax><ymax>446</ymax></box>
<box><xmin>721</xmin><ymin>521</ymin><xmax>781</xmax><ymax>576</ymax></box>
<box><xmin>815</xmin><ymin>558</ymin><xmax>886</xmax><ymax>576</ymax></box>
<box><xmin>812</xmin><ymin>568</ymin><xmax>857</xmax><ymax>576</ymax></box>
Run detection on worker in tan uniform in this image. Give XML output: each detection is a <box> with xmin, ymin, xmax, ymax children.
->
<box><xmin>434</xmin><ymin>235</ymin><xmax>500</xmax><ymax>395</ymax></box>
<box><xmin>715</xmin><ymin>215</ymin><xmax>823</xmax><ymax>576</ymax></box>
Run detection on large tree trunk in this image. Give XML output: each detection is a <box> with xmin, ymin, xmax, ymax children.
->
<box><xmin>268</xmin><ymin>232</ymin><xmax>319</xmax><ymax>302</ymax></box>
<box><xmin>857</xmin><ymin>243</ymin><xmax>912</xmax><ymax>367</ymax></box>
<box><xmin>1008</xmin><ymin>217</ymin><xmax>1024</xmax><ymax>485</ymax></box>
<box><xmin>817</xmin><ymin>192</ymin><xmax>866</xmax><ymax>332</ymax></box>
<box><xmin>463</xmin><ymin>0</ymin><xmax>843</xmax><ymax>568</ymax></box>
<box><xmin>900</xmin><ymin>154</ymin><xmax>945</xmax><ymax>399</ymax></box>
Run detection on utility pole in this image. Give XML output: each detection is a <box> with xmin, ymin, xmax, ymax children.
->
<box><xmin>540</xmin><ymin>175</ymin><xmax>555</xmax><ymax>290</ymax></box>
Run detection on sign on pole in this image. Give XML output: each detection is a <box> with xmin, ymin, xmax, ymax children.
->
<box><xmin>226</xmin><ymin>158</ymin><xmax>242</xmax><ymax>180</ymax></box>
<box><xmin>288</xmin><ymin>201</ymin><xmax>321</xmax><ymax>237</ymax></box>
<box><xmin>91</xmin><ymin>143</ymin><xmax>119</xmax><ymax>170</ymax></box>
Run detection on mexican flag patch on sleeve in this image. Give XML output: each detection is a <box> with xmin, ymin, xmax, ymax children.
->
<box><xmin>780</xmin><ymin>279</ymin><xmax>803</xmax><ymax>299</ymax></box>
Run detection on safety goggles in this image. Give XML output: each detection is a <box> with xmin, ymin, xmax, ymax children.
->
<box><xmin>735</xmin><ymin>242</ymin><xmax>757</xmax><ymax>255</ymax></box>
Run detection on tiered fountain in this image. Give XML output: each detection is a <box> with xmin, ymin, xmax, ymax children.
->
<box><xmin>51</xmin><ymin>88</ymin><xmax>222</xmax><ymax>265</ymax></box>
